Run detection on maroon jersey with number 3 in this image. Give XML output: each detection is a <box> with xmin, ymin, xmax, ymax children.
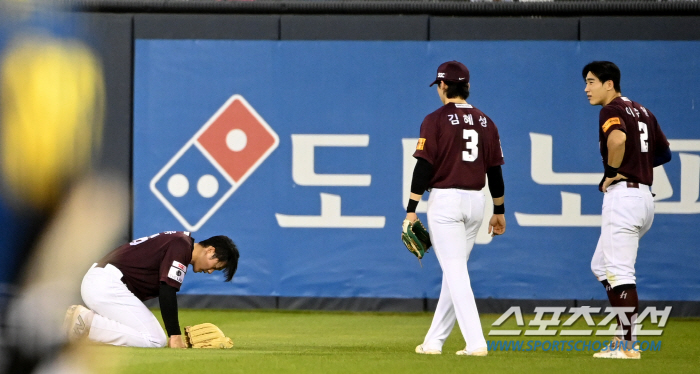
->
<box><xmin>413</xmin><ymin>102</ymin><xmax>504</xmax><ymax>190</ymax></box>
<box><xmin>97</xmin><ymin>231</ymin><xmax>194</xmax><ymax>301</ymax></box>
<box><xmin>599</xmin><ymin>97</ymin><xmax>670</xmax><ymax>186</ymax></box>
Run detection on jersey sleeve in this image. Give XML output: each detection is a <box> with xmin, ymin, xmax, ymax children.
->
<box><xmin>412</xmin><ymin>112</ymin><xmax>439</xmax><ymax>165</ymax></box>
<box><xmin>599</xmin><ymin>105</ymin><xmax>626</xmax><ymax>137</ymax></box>
<box><xmin>484</xmin><ymin>117</ymin><xmax>505</xmax><ymax>168</ymax></box>
<box><xmin>159</xmin><ymin>236</ymin><xmax>191</xmax><ymax>291</ymax></box>
<box><xmin>650</xmin><ymin>112</ymin><xmax>670</xmax><ymax>151</ymax></box>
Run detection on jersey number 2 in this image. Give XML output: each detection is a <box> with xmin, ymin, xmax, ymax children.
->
<box><xmin>463</xmin><ymin>129</ymin><xmax>479</xmax><ymax>162</ymax></box>
<box><xmin>638</xmin><ymin>121</ymin><xmax>648</xmax><ymax>152</ymax></box>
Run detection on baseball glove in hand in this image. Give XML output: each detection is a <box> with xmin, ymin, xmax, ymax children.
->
<box><xmin>402</xmin><ymin>219</ymin><xmax>432</xmax><ymax>260</ymax></box>
<box><xmin>184</xmin><ymin>323</ymin><xmax>234</xmax><ymax>349</ymax></box>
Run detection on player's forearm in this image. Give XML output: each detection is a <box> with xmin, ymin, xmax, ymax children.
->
<box><xmin>486</xmin><ymin>165</ymin><xmax>504</xmax><ymax>199</ymax></box>
<box><xmin>486</xmin><ymin>165</ymin><xmax>505</xmax><ymax>213</ymax></box>
<box><xmin>407</xmin><ymin>158</ymin><xmax>433</xmax><ymax>213</ymax></box>
<box><xmin>606</xmin><ymin>131</ymin><xmax>626</xmax><ymax>168</ymax></box>
<box><xmin>159</xmin><ymin>282</ymin><xmax>182</xmax><ymax>336</ymax></box>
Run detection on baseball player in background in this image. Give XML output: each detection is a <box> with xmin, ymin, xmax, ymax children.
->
<box><xmin>583</xmin><ymin>61</ymin><xmax>671</xmax><ymax>359</ymax></box>
<box><xmin>408</xmin><ymin>61</ymin><xmax>506</xmax><ymax>356</ymax></box>
<box><xmin>63</xmin><ymin>231</ymin><xmax>239</xmax><ymax>348</ymax></box>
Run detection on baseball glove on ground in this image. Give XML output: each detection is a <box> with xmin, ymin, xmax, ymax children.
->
<box><xmin>402</xmin><ymin>219</ymin><xmax>432</xmax><ymax>259</ymax></box>
<box><xmin>184</xmin><ymin>323</ymin><xmax>234</xmax><ymax>349</ymax></box>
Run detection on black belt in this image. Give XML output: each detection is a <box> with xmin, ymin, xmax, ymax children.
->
<box><xmin>611</xmin><ymin>180</ymin><xmax>639</xmax><ymax>188</ymax></box>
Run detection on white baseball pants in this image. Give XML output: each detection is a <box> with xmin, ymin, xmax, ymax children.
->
<box><xmin>591</xmin><ymin>182</ymin><xmax>655</xmax><ymax>288</ymax></box>
<box><xmin>81</xmin><ymin>264</ymin><xmax>167</xmax><ymax>347</ymax></box>
<box><xmin>421</xmin><ymin>188</ymin><xmax>487</xmax><ymax>353</ymax></box>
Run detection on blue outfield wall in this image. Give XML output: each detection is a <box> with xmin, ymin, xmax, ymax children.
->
<box><xmin>133</xmin><ymin>40</ymin><xmax>700</xmax><ymax>301</ymax></box>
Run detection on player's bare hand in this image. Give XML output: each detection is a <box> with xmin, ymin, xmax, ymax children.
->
<box><xmin>488</xmin><ymin>214</ymin><xmax>506</xmax><ymax>237</ymax></box>
<box><xmin>405</xmin><ymin>212</ymin><xmax>418</xmax><ymax>223</ymax></box>
<box><xmin>602</xmin><ymin>173</ymin><xmax>627</xmax><ymax>193</ymax></box>
<box><xmin>168</xmin><ymin>335</ymin><xmax>187</xmax><ymax>348</ymax></box>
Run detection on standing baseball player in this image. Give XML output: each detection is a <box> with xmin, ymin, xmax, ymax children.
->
<box><xmin>408</xmin><ymin>61</ymin><xmax>506</xmax><ymax>356</ymax></box>
<box><xmin>63</xmin><ymin>231</ymin><xmax>239</xmax><ymax>348</ymax></box>
<box><xmin>583</xmin><ymin>61</ymin><xmax>671</xmax><ymax>359</ymax></box>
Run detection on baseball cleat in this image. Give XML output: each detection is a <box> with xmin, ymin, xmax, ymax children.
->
<box><xmin>63</xmin><ymin>305</ymin><xmax>93</xmax><ymax>342</ymax></box>
<box><xmin>592</xmin><ymin>337</ymin><xmax>640</xmax><ymax>359</ymax></box>
<box><xmin>456</xmin><ymin>347</ymin><xmax>488</xmax><ymax>356</ymax></box>
<box><xmin>415</xmin><ymin>344</ymin><xmax>441</xmax><ymax>355</ymax></box>
<box><xmin>608</xmin><ymin>337</ymin><xmax>640</xmax><ymax>350</ymax></box>
<box><xmin>593</xmin><ymin>349</ymin><xmax>641</xmax><ymax>359</ymax></box>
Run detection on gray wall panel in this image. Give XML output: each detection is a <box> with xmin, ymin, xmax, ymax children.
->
<box><xmin>77</xmin><ymin>13</ymin><xmax>134</xmax><ymax>243</ymax></box>
<box><xmin>76</xmin><ymin>13</ymin><xmax>133</xmax><ymax>178</ymax></box>
<box><xmin>581</xmin><ymin>17</ymin><xmax>700</xmax><ymax>40</ymax></box>
<box><xmin>431</xmin><ymin>17</ymin><xmax>579</xmax><ymax>40</ymax></box>
<box><xmin>134</xmin><ymin>14</ymin><xmax>280</xmax><ymax>39</ymax></box>
<box><xmin>281</xmin><ymin>15</ymin><xmax>429</xmax><ymax>40</ymax></box>
<box><xmin>278</xmin><ymin>297</ymin><xmax>425</xmax><ymax>312</ymax></box>
<box><xmin>145</xmin><ymin>295</ymin><xmax>278</xmax><ymax>309</ymax></box>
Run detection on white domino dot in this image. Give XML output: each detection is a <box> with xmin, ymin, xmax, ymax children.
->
<box><xmin>167</xmin><ymin>174</ymin><xmax>189</xmax><ymax>197</ymax></box>
<box><xmin>197</xmin><ymin>174</ymin><xmax>219</xmax><ymax>198</ymax></box>
<box><xmin>226</xmin><ymin>129</ymin><xmax>247</xmax><ymax>152</ymax></box>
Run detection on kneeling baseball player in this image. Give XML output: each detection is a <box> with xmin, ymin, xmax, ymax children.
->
<box><xmin>63</xmin><ymin>231</ymin><xmax>239</xmax><ymax>348</ymax></box>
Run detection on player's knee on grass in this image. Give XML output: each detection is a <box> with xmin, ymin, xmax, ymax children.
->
<box><xmin>145</xmin><ymin>330</ymin><xmax>167</xmax><ymax>348</ymax></box>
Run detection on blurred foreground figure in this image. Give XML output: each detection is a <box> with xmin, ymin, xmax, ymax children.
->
<box><xmin>0</xmin><ymin>1</ymin><xmax>128</xmax><ymax>373</ymax></box>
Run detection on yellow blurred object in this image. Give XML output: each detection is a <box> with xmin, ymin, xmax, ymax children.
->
<box><xmin>1</xmin><ymin>34</ymin><xmax>105</xmax><ymax>210</ymax></box>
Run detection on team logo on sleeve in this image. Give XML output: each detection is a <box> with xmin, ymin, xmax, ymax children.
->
<box><xmin>602</xmin><ymin>117</ymin><xmax>621</xmax><ymax>132</ymax></box>
<box><xmin>416</xmin><ymin>138</ymin><xmax>426</xmax><ymax>150</ymax></box>
<box><xmin>168</xmin><ymin>260</ymin><xmax>187</xmax><ymax>283</ymax></box>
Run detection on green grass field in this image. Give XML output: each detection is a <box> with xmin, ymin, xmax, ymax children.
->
<box><xmin>81</xmin><ymin>309</ymin><xmax>700</xmax><ymax>374</ymax></box>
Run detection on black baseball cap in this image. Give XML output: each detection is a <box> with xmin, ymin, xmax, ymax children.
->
<box><xmin>430</xmin><ymin>61</ymin><xmax>470</xmax><ymax>86</ymax></box>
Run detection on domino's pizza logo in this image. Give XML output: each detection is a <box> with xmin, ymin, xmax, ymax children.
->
<box><xmin>150</xmin><ymin>95</ymin><xmax>279</xmax><ymax>231</ymax></box>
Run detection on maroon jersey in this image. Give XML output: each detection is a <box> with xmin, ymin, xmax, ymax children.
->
<box><xmin>599</xmin><ymin>96</ymin><xmax>669</xmax><ymax>186</ymax></box>
<box><xmin>413</xmin><ymin>102</ymin><xmax>504</xmax><ymax>190</ymax></box>
<box><xmin>98</xmin><ymin>231</ymin><xmax>194</xmax><ymax>301</ymax></box>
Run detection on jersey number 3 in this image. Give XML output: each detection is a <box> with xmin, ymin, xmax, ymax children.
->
<box><xmin>463</xmin><ymin>129</ymin><xmax>479</xmax><ymax>162</ymax></box>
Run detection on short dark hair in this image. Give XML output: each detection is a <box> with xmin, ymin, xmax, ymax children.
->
<box><xmin>442</xmin><ymin>81</ymin><xmax>470</xmax><ymax>100</ymax></box>
<box><xmin>198</xmin><ymin>235</ymin><xmax>239</xmax><ymax>282</ymax></box>
<box><xmin>582</xmin><ymin>61</ymin><xmax>621</xmax><ymax>93</ymax></box>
